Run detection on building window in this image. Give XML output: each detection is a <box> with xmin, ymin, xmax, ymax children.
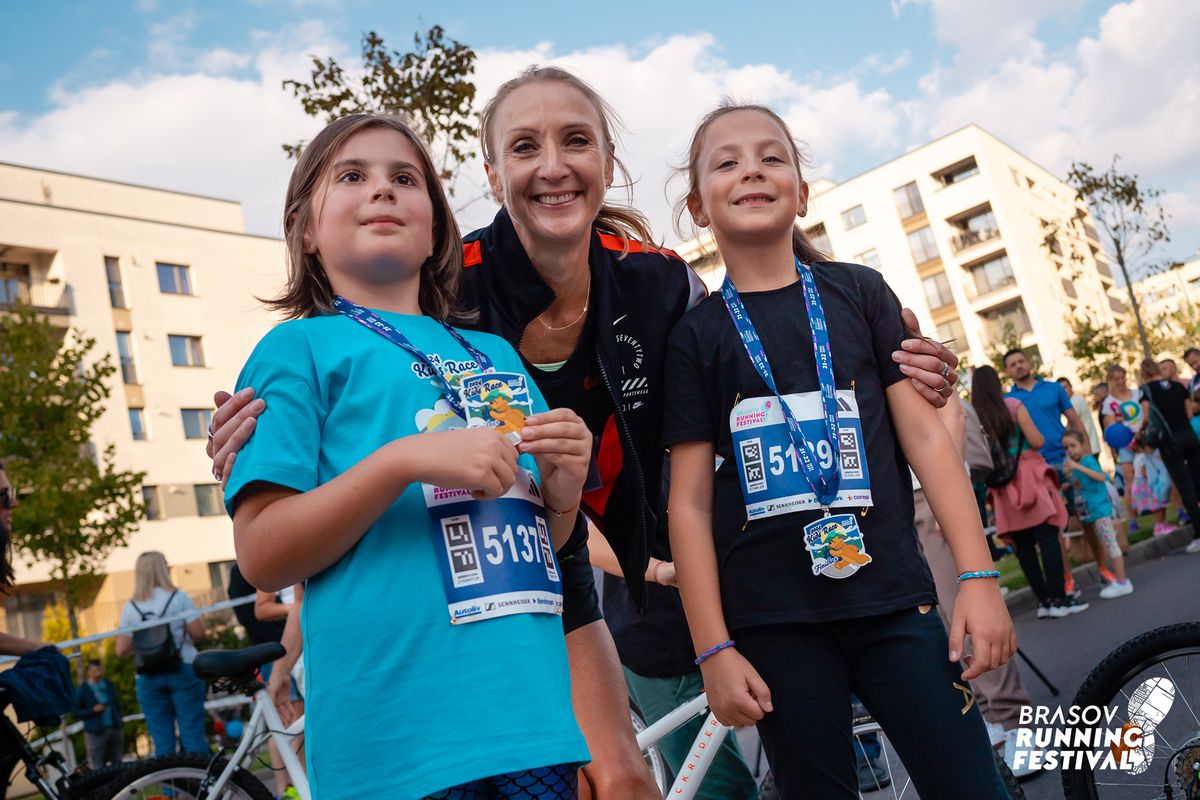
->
<box><xmin>156</xmin><ymin>262</ymin><xmax>193</xmax><ymax>295</ymax></box>
<box><xmin>168</xmin><ymin>335</ymin><xmax>205</xmax><ymax>367</ymax></box>
<box><xmin>181</xmin><ymin>408</ymin><xmax>214</xmax><ymax>440</ymax></box>
<box><xmin>856</xmin><ymin>249</ymin><xmax>882</xmax><ymax>270</ymax></box>
<box><xmin>105</xmin><ymin>256</ymin><xmax>127</xmax><ymax>309</ymax></box>
<box><xmin>115</xmin><ymin>331</ymin><xmax>139</xmax><ymax>385</ymax></box>
<box><xmin>907</xmin><ymin>226</ymin><xmax>940</xmax><ymax>265</ymax></box>
<box><xmin>0</xmin><ymin>263</ymin><xmax>30</xmax><ymax>306</ymax></box>
<box><xmin>1061</xmin><ymin>277</ymin><xmax>1078</xmax><ymax>299</ymax></box>
<box><xmin>195</xmin><ymin>484</ymin><xmax>222</xmax><ymax>517</ymax></box>
<box><xmin>950</xmin><ymin>208</ymin><xmax>1000</xmax><ymax>252</ymax></box>
<box><xmin>806</xmin><ymin>224</ymin><xmax>833</xmax><ymax>258</ymax></box>
<box><xmin>922</xmin><ymin>272</ymin><xmax>955</xmax><ymax>310</ymax></box>
<box><xmin>936</xmin><ymin>157</ymin><xmax>980</xmax><ymax>186</ymax></box>
<box><xmin>980</xmin><ymin>301</ymin><xmax>1032</xmax><ymax>343</ymax></box>
<box><xmin>969</xmin><ymin>253</ymin><xmax>1016</xmax><ymax>296</ymax></box>
<box><xmin>840</xmin><ymin>205</ymin><xmax>867</xmax><ymax>230</ymax></box>
<box><xmin>129</xmin><ymin>408</ymin><xmax>147</xmax><ymax>441</ymax></box>
<box><xmin>893</xmin><ymin>181</ymin><xmax>925</xmax><ymax>220</ymax></box>
<box><xmin>935</xmin><ymin>318</ymin><xmax>968</xmax><ymax>353</ymax></box>
<box><xmin>143</xmin><ymin>486</ymin><xmax>162</xmax><ymax>521</ymax></box>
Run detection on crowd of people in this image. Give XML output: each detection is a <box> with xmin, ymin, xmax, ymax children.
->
<box><xmin>1</xmin><ymin>62</ymin><xmax>1196</xmax><ymax>800</ymax></box>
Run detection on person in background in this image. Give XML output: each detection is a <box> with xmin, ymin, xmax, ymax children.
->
<box><xmin>1129</xmin><ymin>437</ymin><xmax>1172</xmax><ymax>535</ymax></box>
<box><xmin>75</xmin><ymin>659</ymin><xmax>124</xmax><ymax>768</ymax></box>
<box><xmin>115</xmin><ymin>552</ymin><xmax>208</xmax><ymax>755</ymax></box>
<box><xmin>1061</xmin><ymin>431</ymin><xmax>1133</xmax><ymax>599</ymax></box>
<box><xmin>0</xmin><ymin>462</ymin><xmax>49</xmax><ymax>656</ymax></box>
<box><xmin>1139</xmin><ymin>358</ymin><xmax>1200</xmax><ymax>554</ymax></box>
<box><xmin>1191</xmin><ymin>389</ymin><xmax>1200</xmax><ymax>440</ymax></box>
<box><xmin>1058</xmin><ymin>378</ymin><xmax>1101</xmax><ymax>457</ymax></box>
<box><xmin>1183</xmin><ymin>348</ymin><xmax>1200</xmax><ymax>394</ymax></box>
<box><xmin>1100</xmin><ymin>365</ymin><xmax>1144</xmax><ymax>530</ymax></box>
<box><xmin>1159</xmin><ymin>358</ymin><xmax>1188</xmax><ymax>389</ymax></box>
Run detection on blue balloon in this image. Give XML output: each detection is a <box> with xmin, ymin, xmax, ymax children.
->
<box><xmin>1104</xmin><ymin>422</ymin><xmax>1134</xmax><ymax>450</ymax></box>
<box><xmin>225</xmin><ymin>719</ymin><xmax>244</xmax><ymax>739</ymax></box>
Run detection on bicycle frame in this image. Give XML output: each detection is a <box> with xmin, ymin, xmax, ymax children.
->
<box><xmin>207</xmin><ymin>688</ymin><xmax>308</xmax><ymax>800</ymax></box>
<box><xmin>634</xmin><ymin>692</ymin><xmax>732</xmax><ymax>800</ymax></box>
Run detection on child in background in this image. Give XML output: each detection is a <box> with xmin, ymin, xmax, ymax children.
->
<box><xmin>1130</xmin><ymin>438</ymin><xmax>1174</xmax><ymax>535</ymax></box>
<box><xmin>1062</xmin><ymin>431</ymin><xmax>1133</xmax><ymax>599</ymax></box>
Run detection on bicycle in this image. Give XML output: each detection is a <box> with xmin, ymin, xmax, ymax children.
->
<box><xmin>1061</xmin><ymin>621</ymin><xmax>1200</xmax><ymax>800</ymax></box>
<box><xmin>0</xmin><ymin>690</ymin><xmax>130</xmax><ymax>800</ymax></box>
<box><xmin>632</xmin><ymin>691</ymin><xmax>1025</xmax><ymax>799</ymax></box>
<box><xmin>99</xmin><ymin>642</ymin><xmax>307</xmax><ymax>800</ymax></box>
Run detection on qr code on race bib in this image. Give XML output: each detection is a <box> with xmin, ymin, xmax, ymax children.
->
<box><xmin>740</xmin><ymin>438</ymin><xmax>767</xmax><ymax>493</ymax></box>
<box><xmin>838</xmin><ymin>427</ymin><xmax>863</xmax><ymax>480</ymax></box>
<box><xmin>441</xmin><ymin>515</ymin><xmax>484</xmax><ymax>587</ymax></box>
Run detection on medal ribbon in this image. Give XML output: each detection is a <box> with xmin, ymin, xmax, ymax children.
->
<box><xmin>720</xmin><ymin>258</ymin><xmax>842</xmax><ymax>508</ymax></box>
<box><xmin>332</xmin><ymin>296</ymin><xmax>493</xmax><ymax>418</ymax></box>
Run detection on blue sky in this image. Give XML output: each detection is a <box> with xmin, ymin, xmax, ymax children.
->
<box><xmin>1</xmin><ymin>0</ymin><xmax>1197</xmax><ymax>264</ymax></box>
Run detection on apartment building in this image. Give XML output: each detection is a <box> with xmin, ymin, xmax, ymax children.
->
<box><xmin>677</xmin><ymin>125</ymin><xmax>1127</xmax><ymax>378</ymax></box>
<box><xmin>1135</xmin><ymin>257</ymin><xmax>1200</xmax><ymax>319</ymax></box>
<box><xmin>0</xmin><ymin>162</ymin><xmax>287</xmax><ymax>639</ymax></box>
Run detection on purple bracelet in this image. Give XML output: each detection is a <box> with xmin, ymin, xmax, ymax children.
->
<box><xmin>694</xmin><ymin>640</ymin><xmax>735</xmax><ymax>665</ymax></box>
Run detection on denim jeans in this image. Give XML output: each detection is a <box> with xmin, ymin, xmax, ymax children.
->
<box><xmin>135</xmin><ymin>665</ymin><xmax>209</xmax><ymax>755</ymax></box>
<box><xmin>623</xmin><ymin>667</ymin><xmax>759</xmax><ymax>800</ymax></box>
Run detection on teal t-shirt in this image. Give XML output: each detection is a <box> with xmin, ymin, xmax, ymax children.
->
<box><xmin>1071</xmin><ymin>454</ymin><xmax>1112</xmax><ymax>523</ymax></box>
<box><xmin>224</xmin><ymin>312</ymin><xmax>587</xmax><ymax>799</ymax></box>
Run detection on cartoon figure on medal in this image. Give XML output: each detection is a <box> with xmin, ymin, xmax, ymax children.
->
<box><xmin>804</xmin><ymin>514</ymin><xmax>872</xmax><ymax>578</ymax></box>
<box><xmin>459</xmin><ymin>372</ymin><xmax>533</xmax><ymax>435</ymax></box>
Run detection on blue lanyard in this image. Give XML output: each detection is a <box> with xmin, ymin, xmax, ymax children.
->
<box><xmin>721</xmin><ymin>259</ymin><xmax>842</xmax><ymax>509</ymax></box>
<box><xmin>332</xmin><ymin>296</ymin><xmax>493</xmax><ymax>418</ymax></box>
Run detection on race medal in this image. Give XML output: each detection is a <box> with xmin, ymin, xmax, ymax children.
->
<box><xmin>729</xmin><ymin>391</ymin><xmax>872</xmax><ymax>521</ymax></box>
<box><xmin>458</xmin><ymin>371</ymin><xmax>533</xmax><ymax>435</ymax></box>
<box><xmin>803</xmin><ymin>513</ymin><xmax>872</xmax><ymax>579</ymax></box>
<box><xmin>423</xmin><ymin>465</ymin><xmax>563</xmax><ymax>624</ymax></box>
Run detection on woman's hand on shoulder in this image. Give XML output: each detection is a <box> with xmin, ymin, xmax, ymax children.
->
<box><xmin>949</xmin><ymin>580</ymin><xmax>1016</xmax><ymax>681</ymax></box>
<box><xmin>517</xmin><ymin>409</ymin><xmax>591</xmax><ymax>512</ymax></box>
<box><xmin>699</xmin><ymin>648</ymin><xmax>773</xmax><ymax>727</ymax></box>
<box><xmin>399</xmin><ymin>427</ymin><xmax>520</xmax><ymax>500</ymax></box>
<box><xmin>208</xmin><ymin>389</ymin><xmax>266</xmax><ymax>486</ymax></box>
<box><xmin>894</xmin><ymin>308</ymin><xmax>959</xmax><ymax>408</ymax></box>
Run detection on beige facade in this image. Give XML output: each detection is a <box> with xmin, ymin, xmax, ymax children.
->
<box><xmin>1135</xmin><ymin>257</ymin><xmax>1200</xmax><ymax>319</ymax></box>
<box><xmin>676</xmin><ymin>125</ymin><xmax>1126</xmax><ymax>380</ymax></box>
<box><xmin>0</xmin><ymin>162</ymin><xmax>286</xmax><ymax>639</ymax></box>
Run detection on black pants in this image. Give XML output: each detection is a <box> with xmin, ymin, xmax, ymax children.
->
<box><xmin>1161</xmin><ymin>428</ymin><xmax>1200</xmax><ymax>540</ymax></box>
<box><xmin>735</xmin><ymin>607</ymin><xmax>1007</xmax><ymax>800</ymax></box>
<box><xmin>1009</xmin><ymin>522</ymin><xmax>1065</xmax><ymax>603</ymax></box>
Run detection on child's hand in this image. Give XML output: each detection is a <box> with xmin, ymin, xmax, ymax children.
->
<box><xmin>949</xmin><ymin>580</ymin><xmax>1016</xmax><ymax>681</ymax></box>
<box><xmin>699</xmin><ymin>648</ymin><xmax>773</xmax><ymax>727</ymax></box>
<box><xmin>405</xmin><ymin>427</ymin><xmax>519</xmax><ymax>499</ymax></box>
<box><xmin>517</xmin><ymin>409</ymin><xmax>591</xmax><ymax>513</ymax></box>
<box><xmin>1063</xmin><ymin>458</ymin><xmax>1077</xmax><ymax>473</ymax></box>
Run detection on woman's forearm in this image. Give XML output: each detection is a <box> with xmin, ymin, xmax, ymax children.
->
<box><xmin>234</xmin><ymin>439</ymin><xmax>416</xmax><ymax>591</ymax></box>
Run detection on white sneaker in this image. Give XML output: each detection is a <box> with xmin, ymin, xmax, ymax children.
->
<box><xmin>1003</xmin><ymin>728</ymin><xmax>1039</xmax><ymax>779</ymax></box>
<box><xmin>1099</xmin><ymin>580</ymin><xmax>1134</xmax><ymax>599</ymax></box>
<box><xmin>1186</xmin><ymin>539</ymin><xmax>1200</xmax><ymax>554</ymax></box>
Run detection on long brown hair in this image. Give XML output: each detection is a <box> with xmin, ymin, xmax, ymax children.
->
<box><xmin>265</xmin><ymin>114</ymin><xmax>472</xmax><ymax>323</ymax></box>
<box><xmin>971</xmin><ymin>365</ymin><xmax>1015</xmax><ymax>448</ymax></box>
<box><xmin>479</xmin><ymin>65</ymin><xmax>655</xmax><ymax>256</ymax></box>
<box><xmin>673</xmin><ymin>102</ymin><xmax>828</xmax><ymax>264</ymax></box>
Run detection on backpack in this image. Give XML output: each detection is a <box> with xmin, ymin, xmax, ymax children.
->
<box><xmin>962</xmin><ymin>403</ymin><xmax>995</xmax><ymax>483</ymax></box>
<box><xmin>130</xmin><ymin>589</ymin><xmax>182</xmax><ymax>675</ymax></box>
<box><xmin>983</xmin><ymin>424</ymin><xmax>1024</xmax><ymax>489</ymax></box>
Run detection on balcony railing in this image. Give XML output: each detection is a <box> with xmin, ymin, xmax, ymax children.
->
<box><xmin>0</xmin><ymin>280</ymin><xmax>71</xmax><ymax>315</ymax></box>
<box><xmin>963</xmin><ymin>274</ymin><xmax>1016</xmax><ymax>300</ymax></box>
<box><xmin>950</xmin><ymin>226</ymin><xmax>1001</xmax><ymax>253</ymax></box>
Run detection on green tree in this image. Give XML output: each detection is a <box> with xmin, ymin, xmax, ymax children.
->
<box><xmin>282</xmin><ymin>27</ymin><xmax>478</xmax><ymax>188</ymax></box>
<box><xmin>0</xmin><ymin>306</ymin><xmax>145</xmax><ymax>640</ymax></box>
<box><xmin>1046</xmin><ymin>157</ymin><xmax>1171</xmax><ymax>360</ymax></box>
<box><xmin>987</xmin><ymin>322</ymin><xmax>1031</xmax><ymax>375</ymax></box>
<box><xmin>1063</xmin><ymin>311</ymin><xmax>1133</xmax><ymax>385</ymax></box>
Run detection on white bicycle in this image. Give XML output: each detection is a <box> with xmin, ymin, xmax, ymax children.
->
<box><xmin>632</xmin><ymin>693</ymin><xmax>1026</xmax><ymax>799</ymax></box>
<box><xmin>100</xmin><ymin>643</ymin><xmax>308</xmax><ymax>800</ymax></box>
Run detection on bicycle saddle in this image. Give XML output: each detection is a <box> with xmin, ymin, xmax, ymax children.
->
<box><xmin>193</xmin><ymin>642</ymin><xmax>286</xmax><ymax>681</ymax></box>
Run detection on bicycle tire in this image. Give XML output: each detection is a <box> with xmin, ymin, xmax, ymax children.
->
<box><xmin>69</xmin><ymin>762</ymin><xmax>137</xmax><ymax>799</ymax></box>
<box><xmin>99</xmin><ymin>752</ymin><xmax>274</xmax><ymax>800</ymax></box>
<box><xmin>630</xmin><ymin>700</ymin><xmax>671</xmax><ymax>795</ymax></box>
<box><xmin>1061</xmin><ymin>621</ymin><xmax>1200</xmax><ymax>800</ymax></box>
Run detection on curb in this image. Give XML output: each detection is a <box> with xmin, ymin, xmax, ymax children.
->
<box><xmin>1003</xmin><ymin>523</ymin><xmax>1194</xmax><ymax>618</ymax></box>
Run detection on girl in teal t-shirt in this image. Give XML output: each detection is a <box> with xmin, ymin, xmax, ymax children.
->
<box><xmin>224</xmin><ymin>115</ymin><xmax>589</xmax><ymax>799</ymax></box>
<box><xmin>1062</xmin><ymin>430</ymin><xmax>1133</xmax><ymax>599</ymax></box>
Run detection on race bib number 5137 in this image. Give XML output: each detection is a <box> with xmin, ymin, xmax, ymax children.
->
<box><xmin>729</xmin><ymin>390</ymin><xmax>871</xmax><ymax>521</ymax></box>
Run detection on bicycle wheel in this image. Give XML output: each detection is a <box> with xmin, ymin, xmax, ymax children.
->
<box><xmin>100</xmin><ymin>752</ymin><xmax>274</xmax><ymax>800</ymax></box>
<box><xmin>852</xmin><ymin>721</ymin><xmax>1025</xmax><ymax>799</ymax></box>
<box><xmin>1061</xmin><ymin>622</ymin><xmax>1200</xmax><ymax>800</ymax></box>
<box><xmin>630</xmin><ymin>700</ymin><xmax>671</xmax><ymax>795</ymax></box>
<box><xmin>70</xmin><ymin>762</ymin><xmax>138</xmax><ymax>799</ymax></box>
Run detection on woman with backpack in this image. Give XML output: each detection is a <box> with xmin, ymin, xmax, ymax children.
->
<box><xmin>115</xmin><ymin>551</ymin><xmax>208</xmax><ymax>755</ymax></box>
<box><xmin>972</xmin><ymin>366</ymin><xmax>1086</xmax><ymax>619</ymax></box>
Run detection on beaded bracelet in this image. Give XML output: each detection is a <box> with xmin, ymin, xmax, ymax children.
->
<box><xmin>957</xmin><ymin>569</ymin><xmax>1001</xmax><ymax>583</ymax></box>
<box><xmin>694</xmin><ymin>640</ymin><xmax>736</xmax><ymax>665</ymax></box>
